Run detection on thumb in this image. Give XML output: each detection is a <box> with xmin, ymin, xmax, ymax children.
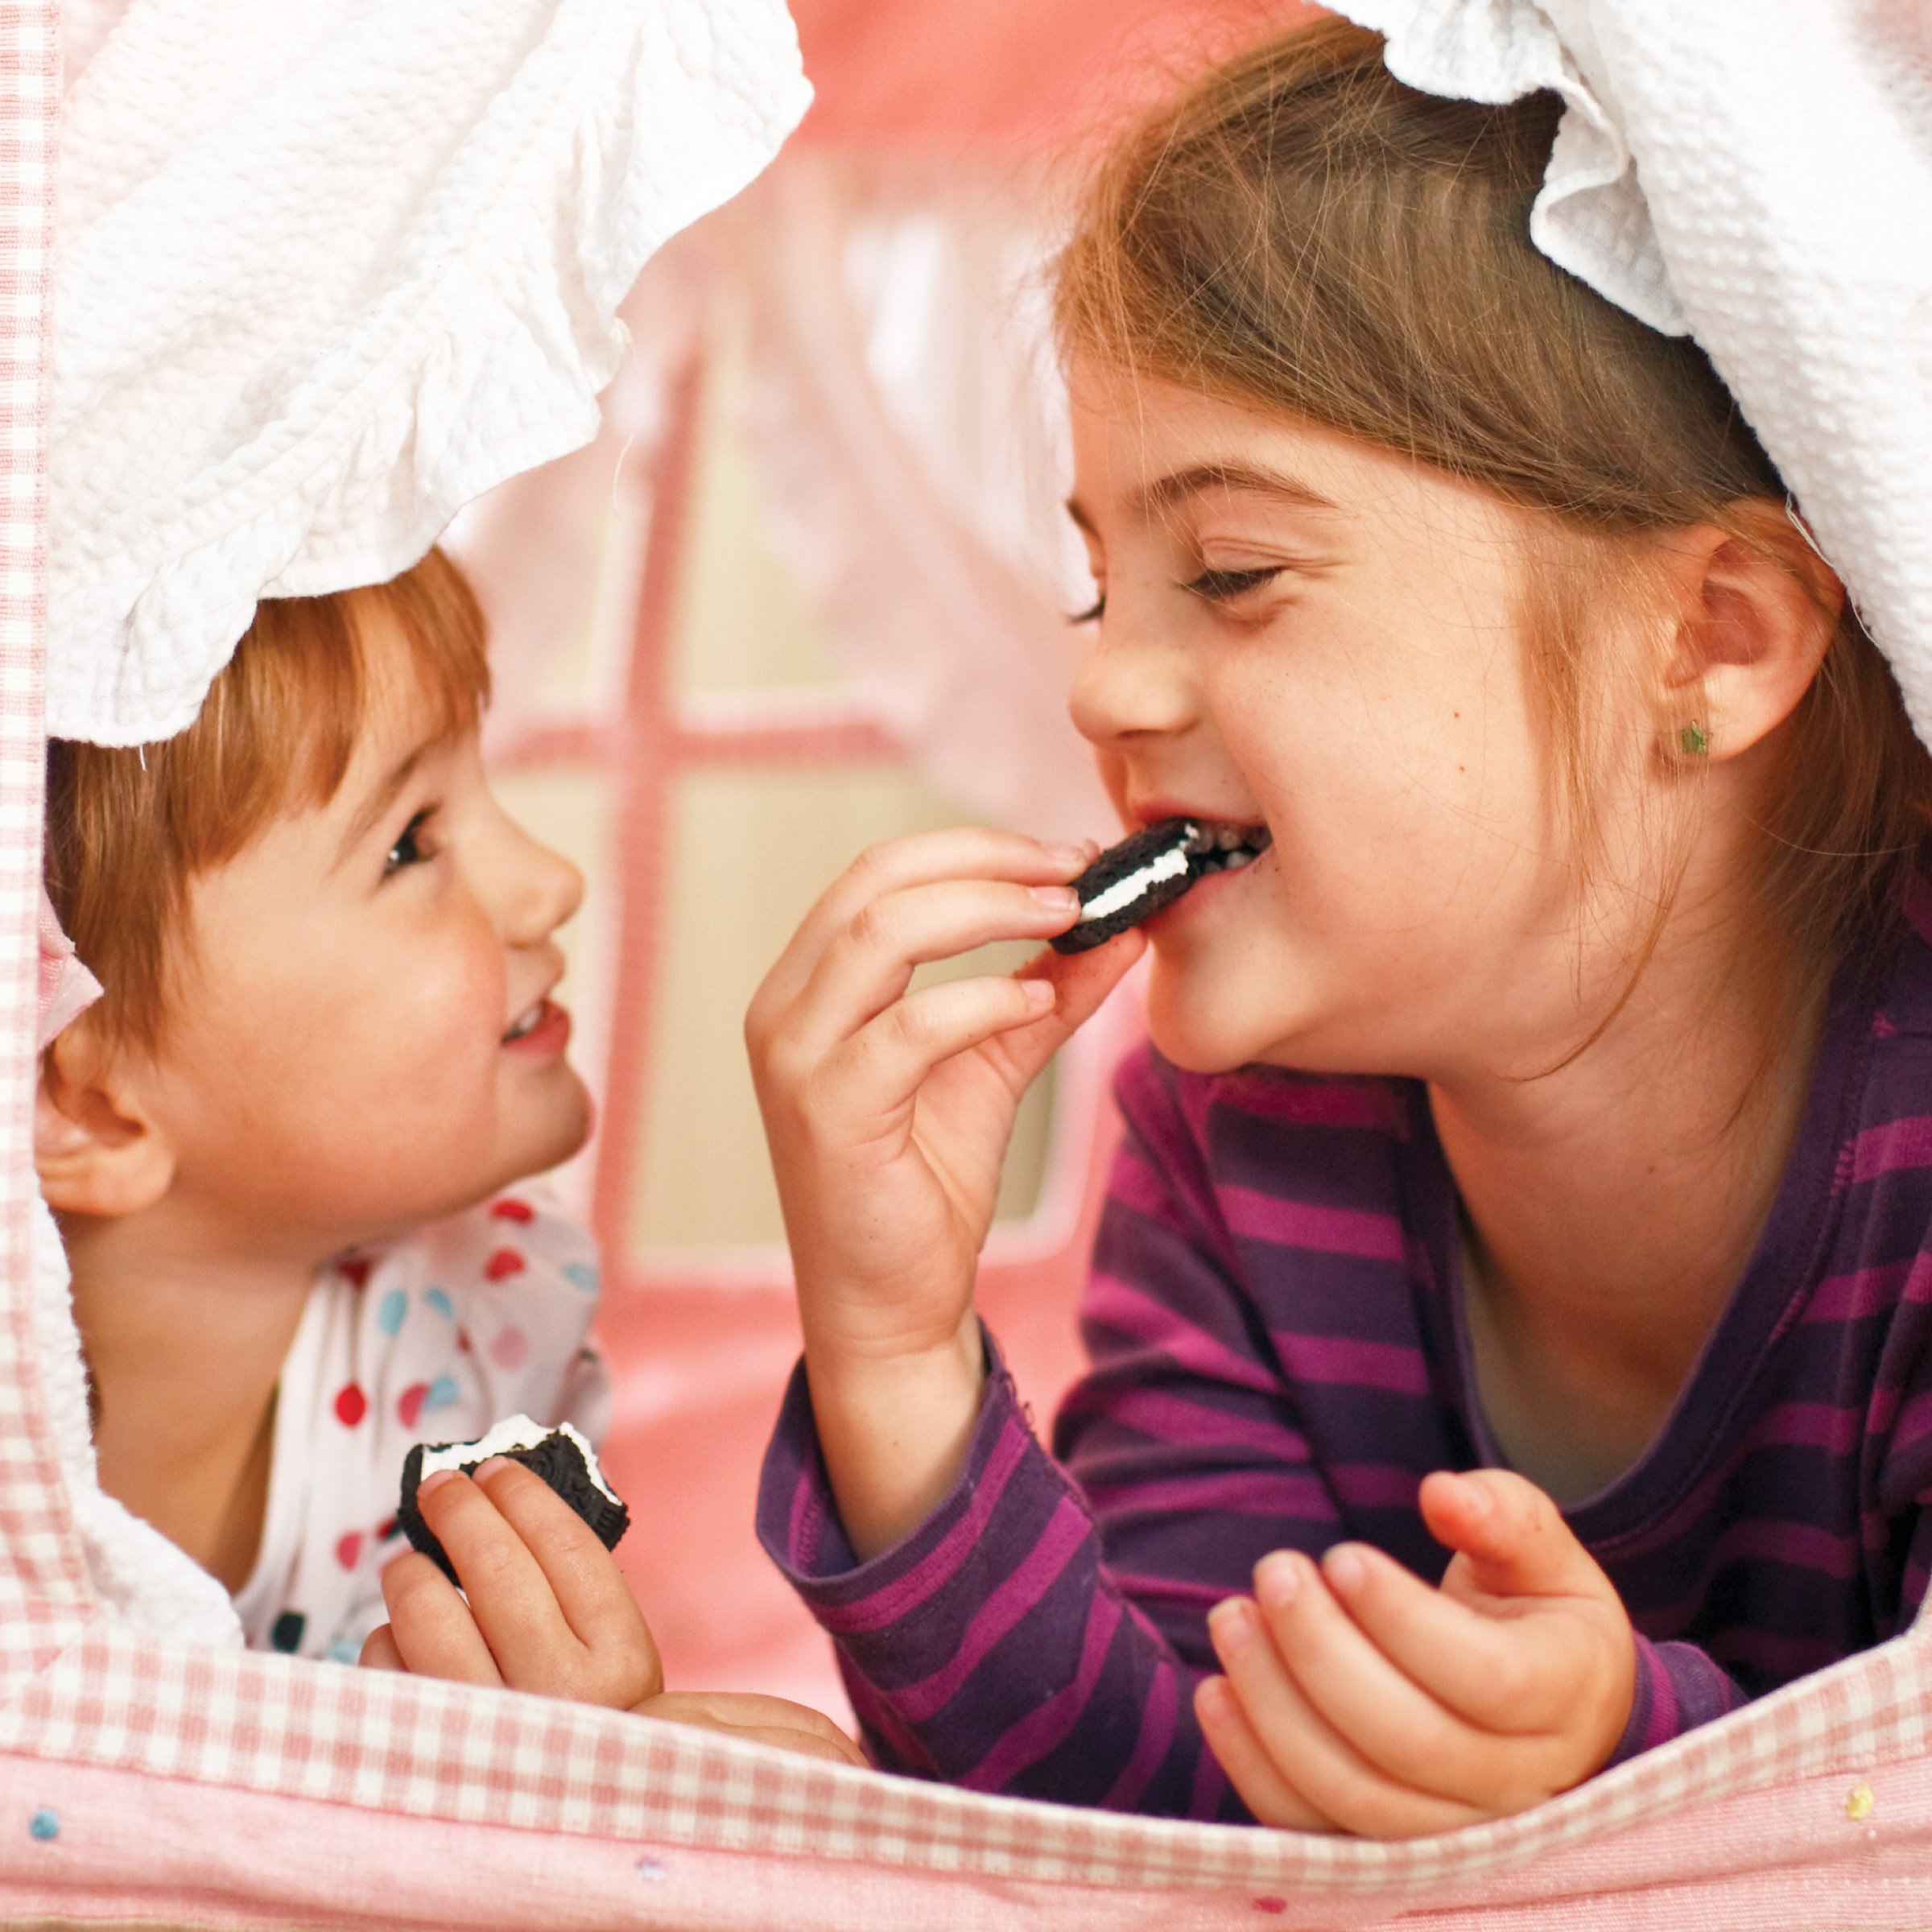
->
<box><xmin>1421</xmin><ymin>1468</ymin><xmax>1615</xmax><ymax>1606</ymax></box>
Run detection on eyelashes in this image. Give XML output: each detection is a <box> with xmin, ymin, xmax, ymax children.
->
<box><xmin>1186</xmin><ymin>567</ymin><xmax>1285</xmax><ymax>602</ymax></box>
<box><xmin>1066</xmin><ymin>566</ymin><xmax>1286</xmax><ymax>626</ymax></box>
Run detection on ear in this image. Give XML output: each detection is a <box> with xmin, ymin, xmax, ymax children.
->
<box><xmin>35</xmin><ymin>1022</ymin><xmax>175</xmax><ymax>1220</ymax></box>
<box><xmin>1660</xmin><ymin>503</ymin><xmax>1843</xmax><ymax>762</ymax></box>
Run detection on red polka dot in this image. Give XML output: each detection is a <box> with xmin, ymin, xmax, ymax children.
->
<box><xmin>336</xmin><ymin>1531</ymin><xmax>363</xmax><ymax>1570</ymax></box>
<box><xmin>489</xmin><ymin>1326</ymin><xmax>530</xmax><ymax>1370</ymax></box>
<box><xmin>397</xmin><ymin>1381</ymin><xmax>430</xmax><ymax>1429</ymax></box>
<box><xmin>483</xmin><ymin>1247</ymin><xmax>526</xmax><ymax>1282</ymax></box>
<box><xmin>336</xmin><ymin>1256</ymin><xmax>372</xmax><ymax>1289</ymax></box>
<box><xmin>456</xmin><ymin>1330</ymin><xmax>474</xmax><ymax>1353</ymax></box>
<box><xmin>490</xmin><ymin>1198</ymin><xmax>535</xmax><ymax>1223</ymax></box>
<box><xmin>332</xmin><ymin>1383</ymin><xmax>367</xmax><ymax>1427</ymax></box>
<box><xmin>377</xmin><ymin>1517</ymin><xmax>397</xmax><ymax>1541</ymax></box>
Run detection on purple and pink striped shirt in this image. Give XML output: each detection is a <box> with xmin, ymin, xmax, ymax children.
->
<box><xmin>759</xmin><ymin>891</ymin><xmax>1932</xmax><ymax>1820</ymax></box>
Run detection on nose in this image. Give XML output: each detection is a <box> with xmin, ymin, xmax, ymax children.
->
<box><xmin>1066</xmin><ymin>605</ymin><xmax>1199</xmax><ymax>752</ymax></box>
<box><xmin>497</xmin><ymin>818</ymin><xmax>584</xmax><ymax>948</ymax></box>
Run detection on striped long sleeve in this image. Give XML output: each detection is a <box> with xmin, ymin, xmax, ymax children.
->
<box><xmin>760</xmin><ymin>886</ymin><xmax>1932</xmax><ymax>1815</ymax></box>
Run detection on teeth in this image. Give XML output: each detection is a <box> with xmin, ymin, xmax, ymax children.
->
<box><xmin>1215</xmin><ymin>826</ymin><xmax>1245</xmax><ymax>851</ymax></box>
<box><xmin>1223</xmin><ymin>848</ymin><xmax>1253</xmax><ymax>869</ymax></box>
<box><xmin>503</xmin><ymin>1002</ymin><xmax>543</xmax><ymax>1042</ymax></box>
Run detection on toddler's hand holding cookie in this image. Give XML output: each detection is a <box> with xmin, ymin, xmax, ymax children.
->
<box><xmin>361</xmin><ymin>1456</ymin><xmax>663</xmax><ymax>1710</ymax></box>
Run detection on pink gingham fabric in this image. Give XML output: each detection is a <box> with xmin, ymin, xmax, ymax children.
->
<box><xmin>2</xmin><ymin>5</ymin><xmax>1930</xmax><ymax>1926</ymax></box>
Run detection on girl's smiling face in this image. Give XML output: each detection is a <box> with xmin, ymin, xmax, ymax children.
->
<box><xmin>138</xmin><ymin>634</ymin><xmax>592</xmax><ymax>1262</ymax></box>
<box><xmin>1065</xmin><ymin>361</ymin><xmax>1657</xmax><ymax>1082</ymax></box>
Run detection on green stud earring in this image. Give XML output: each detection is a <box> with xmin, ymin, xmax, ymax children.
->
<box><xmin>1679</xmin><ymin>720</ymin><xmax>1711</xmax><ymax>757</ymax></box>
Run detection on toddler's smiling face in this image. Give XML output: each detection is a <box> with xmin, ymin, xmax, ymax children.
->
<box><xmin>138</xmin><ymin>625</ymin><xmax>592</xmax><ymax>1261</ymax></box>
<box><xmin>1064</xmin><ymin>362</ymin><xmax>1662</xmax><ymax>1083</ymax></box>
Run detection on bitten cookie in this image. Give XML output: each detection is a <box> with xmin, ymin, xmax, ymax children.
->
<box><xmin>397</xmin><ymin>1414</ymin><xmax>630</xmax><ymax>1585</ymax></box>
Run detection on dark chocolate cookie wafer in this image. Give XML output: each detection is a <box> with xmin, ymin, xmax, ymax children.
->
<box><xmin>1051</xmin><ymin>817</ymin><xmax>1210</xmax><ymax>952</ymax></box>
<box><xmin>398</xmin><ymin>1414</ymin><xmax>630</xmax><ymax>1586</ymax></box>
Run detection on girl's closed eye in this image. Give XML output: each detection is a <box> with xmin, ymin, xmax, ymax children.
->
<box><xmin>383</xmin><ymin>806</ymin><xmax>441</xmax><ymax>878</ymax></box>
<box><xmin>1184</xmin><ymin>564</ymin><xmax>1286</xmax><ymax>604</ymax></box>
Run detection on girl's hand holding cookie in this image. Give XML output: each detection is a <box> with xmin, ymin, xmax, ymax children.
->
<box><xmin>1197</xmin><ymin>1469</ymin><xmax>1637</xmax><ymax>1835</ymax></box>
<box><xmin>361</xmin><ymin>1456</ymin><xmax>663</xmax><ymax>1710</ymax></box>
<box><xmin>745</xmin><ymin>828</ymin><xmax>1142</xmax><ymax>1557</ymax></box>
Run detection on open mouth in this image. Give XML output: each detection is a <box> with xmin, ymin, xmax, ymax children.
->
<box><xmin>1183</xmin><ymin>819</ymin><xmax>1274</xmax><ymax>875</ymax></box>
<box><xmin>501</xmin><ymin>999</ymin><xmax>551</xmax><ymax>1045</ymax></box>
<box><xmin>1051</xmin><ymin>815</ymin><xmax>1273</xmax><ymax>953</ymax></box>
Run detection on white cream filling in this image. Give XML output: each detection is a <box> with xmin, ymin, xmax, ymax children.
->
<box><xmin>416</xmin><ymin>1412</ymin><xmax>619</xmax><ymax>1505</ymax></box>
<box><xmin>1078</xmin><ymin>844</ymin><xmax>1192</xmax><ymax>922</ymax></box>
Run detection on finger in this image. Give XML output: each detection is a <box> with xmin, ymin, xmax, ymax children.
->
<box><xmin>472</xmin><ymin>1458</ymin><xmax>659</xmax><ymax>1688</ymax></box>
<box><xmin>1208</xmin><ymin>1597</ymin><xmax>1486</xmax><ymax>1838</ymax></box>
<box><xmin>379</xmin><ymin>1548</ymin><xmax>502</xmax><ymax>1686</ymax></box>
<box><xmin>1420</xmin><ymin>1470</ymin><xmax>1617</xmax><ymax>1606</ymax></box>
<box><xmin>1193</xmin><ymin>1675</ymin><xmax>1335</xmax><ymax>1831</ymax></box>
<box><xmin>358</xmin><ymin>1624</ymin><xmax>406</xmax><ymax>1673</ymax></box>
<box><xmin>635</xmin><ymin>1692</ymin><xmax>869</xmax><ymax>1767</ymax></box>
<box><xmin>753</xmin><ymin>830</ymin><xmax>1096</xmax><ymax>1020</ymax></box>
<box><xmin>411</xmin><ymin>1471</ymin><xmax>576</xmax><ymax>1682</ymax></box>
<box><xmin>985</xmin><ymin>928</ymin><xmax>1148</xmax><ymax>1090</ymax></box>
<box><xmin>1251</xmin><ymin>1551</ymin><xmax>1570</xmax><ymax>1803</ymax></box>
<box><xmin>789</xmin><ymin>878</ymin><xmax>1084</xmax><ymax>1056</ymax></box>
<box><xmin>1315</xmin><ymin>1540</ymin><xmax>1592</xmax><ymax>1734</ymax></box>
<box><xmin>819</xmin><ymin>975</ymin><xmax>1063</xmax><ymax>1129</ymax></box>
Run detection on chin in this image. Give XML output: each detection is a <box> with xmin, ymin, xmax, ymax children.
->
<box><xmin>1143</xmin><ymin>981</ymin><xmax>1272</xmax><ymax>1077</ymax></box>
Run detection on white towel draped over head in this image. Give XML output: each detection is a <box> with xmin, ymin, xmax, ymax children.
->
<box><xmin>50</xmin><ymin>0</ymin><xmax>811</xmax><ymax>745</ymax></box>
<box><xmin>1332</xmin><ymin>0</ymin><xmax>1932</xmax><ymax>748</ymax></box>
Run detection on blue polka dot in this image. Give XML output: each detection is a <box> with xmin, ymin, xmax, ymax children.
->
<box><xmin>423</xmin><ymin>1373</ymin><xmax>461</xmax><ymax>1413</ymax></box>
<box><xmin>423</xmin><ymin>1286</ymin><xmax>456</xmax><ymax>1320</ymax></box>
<box><xmin>563</xmin><ymin>1261</ymin><xmax>600</xmax><ymax>1294</ymax></box>
<box><xmin>376</xmin><ymin>1288</ymin><xmax>408</xmax><ymax>1336</ymax></box>
<box><xmin>28</xmin><ymin>1808</ymin><xmax>58</xmax><ymax>1842</ymax></box>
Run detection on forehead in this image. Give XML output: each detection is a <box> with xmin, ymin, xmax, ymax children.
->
<box><xmin>1064</xmin><ymin>358</ymin><xmax>1534</xmax><ymax>548</ymax></box>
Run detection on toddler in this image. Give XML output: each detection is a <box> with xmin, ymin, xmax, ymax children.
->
<box><xmin>40</xmin><ymin>551</ymin><xmax>857</xmax><ymax>1760</ymax></box>
<box><xmin>746</xmin><ymin>22</ymin><xmax>1932</xmax><ymax>1829</ymax></box>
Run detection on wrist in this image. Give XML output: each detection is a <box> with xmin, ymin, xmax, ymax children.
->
<box><xmin>803</xmin><ymin>1311</ymin><xmax>987</xmax><ymax>1561</ymax></box>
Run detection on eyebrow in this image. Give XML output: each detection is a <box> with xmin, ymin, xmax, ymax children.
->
<box><xmin>1066</xmin><ymin>461</ymin><xmax>1340</xmax><ymax>533</ymax></box>
<box><xmin>332</xmin><ymin>741</ymin><xmax>432</xmax><ymax>871</ymax></box>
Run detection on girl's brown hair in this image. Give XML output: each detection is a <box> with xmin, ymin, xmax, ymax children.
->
<box><xmin>1055</xmin><ymin>19</ymin><xmax>1932</xmax><ymax>997</ymax></box>
<box><xmin>46</xmin><ymin>547</ymin><xmax>490</xmax><ymax>1053</ymax></box>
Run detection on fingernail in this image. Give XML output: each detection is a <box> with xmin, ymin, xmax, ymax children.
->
<box><xmin>1030</xmin><ymin>885</ymin><xmax>1080</xmax><ymax>911</ymax></box>
<box><xmin>1458</xmin><ymin>1473</ymin><xmax>1492</xmax><ymax>1517</ymax></box>
<box><xmin>417</xmin><ymin>1469</ymin><xmax>456</xmax><ymax>1497</ymax></box>
<box><xmin>1022</xmin><ymin>979</ymin><xmax>1056</xmax><ymax>1005</ymax></box>
<box><xmin>471</xmin><ymin>1456</ymin><xmax>512</xmax><ymax>1481</ymax></box>
<box><xmin>1208</xmin><ymin>1598</ymin><xmax>1256</xmax><ymax>1655</ymax></box>
<box><xmin>1044</xmin><ymin>840</ymin><xmax>1095</xmax><ymax>867</ymax></box>
<box><xmin>1254</xmin><ymin>1553</ymin><xmax>1301</xmax><ymax>1610</ymax></box>
<box><xmin>1326</xmin><ymin>1546</ymin><xmax>1367</xmax><ymax>1593</ymax></box>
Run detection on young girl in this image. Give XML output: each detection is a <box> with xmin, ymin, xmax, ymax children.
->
<box><xmin>39</xmin><ymin>550</ymin><xmax>857</xmax><ymax>1761</ymax></box>
<box><xmin>745</xmin><ymin>20</ymin><xmax>1932</xmax><ymax>1832</ymax></box>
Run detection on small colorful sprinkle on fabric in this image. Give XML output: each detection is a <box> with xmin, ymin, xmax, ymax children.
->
<box><xmin>563</xmin><ymin>1261</ymin><xmax>599</xmax><ymax>1293</ymax></box>
<box><xmin>483</xmin><ymin>1247</ymin><xmax>526</xmax><ymax>1281</ymax></box>
<box><xmin>491</xmin><ymin>1198</ymin><xmax>535</xmax><ymax>1223</ymax></box>
<box><xmin>489</xmin><ymin>1326</ymin><xmax>530</xmax><ymax>1370</ymax></box>
<box><xmin>28</xmin><ymin>1809</ymin><xmax>58</xmax><ymax>1842</ymax></box>
<box><xmin>332</xmin><ymin>1382</ymin><xmax>367</xmax><ymax>1427</ymax></box>
<box><xmin>423</xmin><ymin>1286</ymin><xmax>455</xmax><ymax>1319</ymax></box>
<box><xmin>376</xmin><ymin>1287</ymin><xmax>408</xmax><ymax>1335</ymax></box>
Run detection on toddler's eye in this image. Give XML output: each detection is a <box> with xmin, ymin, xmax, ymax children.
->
<box><xmin>1068</xmin><ymin>593</ymin><xmax>1106</xmax><ymax>625</ymax></box>
<box><xmin>384</xmin><ymin>807</ymin><xmax>438</xmax><ymax>877</ymax></box>
<box><xmin>1185</xmin><ymin>566</ymin><xmax>1285</xmax><ymax>603</ymax></box>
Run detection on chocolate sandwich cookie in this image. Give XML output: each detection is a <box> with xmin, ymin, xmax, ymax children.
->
<box><xmin>1051</xmin><ymin>815</ymin><xmax>1272</xmax><ymax>952</ymax></box>
<box><xmin>398</xmin><ymin>1414</ymin><xmax>630</xmax><ymax>1585</ymax></box>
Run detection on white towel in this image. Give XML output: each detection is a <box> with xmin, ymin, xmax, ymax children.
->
<box><xmin>50</xmin><ymin>0</ymin><xmax>811</xmax><ymax>745</ymax></box>
<box><xmin>1333</xmin><ymin>0</ymin><xmax>1932</xmax><ymax>746</ymax></box>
